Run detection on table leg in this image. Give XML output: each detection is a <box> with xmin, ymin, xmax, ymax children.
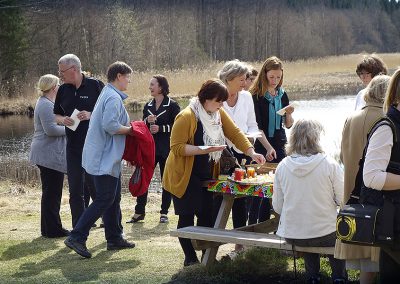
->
<box><xmin>202</xmin><ymin>194</ymin><xmax>234</xmax><ymax>266</ymax></box>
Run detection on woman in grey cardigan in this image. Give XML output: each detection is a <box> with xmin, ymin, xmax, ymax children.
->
<box><xmin>29</xmin><ymin>74</ymin><xmax>69</xmax><ymax>238</ymax></box>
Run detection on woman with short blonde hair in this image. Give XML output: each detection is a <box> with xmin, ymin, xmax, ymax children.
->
<box><xmin>364</xmin><ymin>74</ymin><xmax>391</xmax><ymax>105</ymax></box>
<box><xmin>29</xmin><ymin>74</ymin><xmax>69</xmax><ymax>238</ymax></box>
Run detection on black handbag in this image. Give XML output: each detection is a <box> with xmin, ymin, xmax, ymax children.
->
<box><xmin>219</xmin><ymin>148</ymin><xmax>236</xmax><ymax>174</ymax></box>
<box><xmin>336</xmin><ymin>201</ymin><xmax>395</xmax><ymax>246</ymax></box>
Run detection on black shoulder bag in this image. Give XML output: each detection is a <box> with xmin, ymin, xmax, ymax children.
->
<box><xmin>337</xmin><ymin>117</ymin><xmax>398</xmax><ymax>248</ymax></box>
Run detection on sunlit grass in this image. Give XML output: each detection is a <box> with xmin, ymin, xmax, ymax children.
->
<box><xmin>0</xmin><ymin>181</ymin><xmax>362</xmax><ymax>283</ymax></box>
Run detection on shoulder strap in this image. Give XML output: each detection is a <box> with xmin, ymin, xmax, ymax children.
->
<box><xmin>362</xmin><ymin>116</ymin><xmax>396</xmax><ymax>165</ymax></box>
<box><xmin>368</xmin><ymin>116</ymin><xmax>397</xmax><ymax>143</ymax></box>
<box><xmin>349</xmin><ymin>117</ymin><xmax>396</xmax><ymax>202</ymax></box>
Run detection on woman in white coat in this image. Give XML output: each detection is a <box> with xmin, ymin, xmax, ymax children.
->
<box><xmin>272</xmin><ymin>119</ymin><xmax>347</xmax><ymax>283</ymax></box>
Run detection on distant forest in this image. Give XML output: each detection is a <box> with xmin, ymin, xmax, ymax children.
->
<box><xmin>1</xmin><ymin>0</ymin><xmax>400</xmax><ymax>93</ymax></box>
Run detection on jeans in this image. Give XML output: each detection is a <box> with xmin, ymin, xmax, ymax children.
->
<box><xmin>38</xmin><ymin>165</ymin><xmax>65</xmax><ymax>236</ymax></box>
<box><xmin>286</xmin><ymin>232</ymin><xmax>347</xmax><ymax>281</ymax></box>
<box><xmin>135</xmin><ymin>155</ymin><xmax>171</xmax><ymax>215</ymax></box>
<box><xmin>83</xmin><ymin>173</ymin><xmax>96</xmax><ymax>208</ymax></box>
<box><xmin>70</xmin><ymin>174</ymin><xmax>123</xmax><ymax>243</ymax></box>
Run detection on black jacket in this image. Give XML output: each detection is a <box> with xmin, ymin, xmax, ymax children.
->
<box><xmin>143</xmin><ymin>96</ymin><xmax>180</xmax><ymax>159</ymax></box>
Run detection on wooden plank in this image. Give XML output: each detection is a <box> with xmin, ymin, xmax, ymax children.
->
<box><xmin>202</xmin><ymin>194</ymin><xmax>235</xmax><ymax>266</ymax></box>
<box><xmin>171</xmin><ymin>226</ymin><xmax>334</xmax><ymax>255</ymax></box>
<box><xmin>191</xmin><ymin>239</ymin><xmax>221</xmax><ymax>250</ymax></box>
<box><xmin>191</xmin><ymin>218</ymin><xmax>279</xmax><ymax>251</ymax></box>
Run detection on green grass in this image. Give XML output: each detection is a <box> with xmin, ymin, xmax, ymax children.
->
<box><xmin>0</xmin><ymin>181</ymin><xmax>361</xmax><ymax>283</ymax></box>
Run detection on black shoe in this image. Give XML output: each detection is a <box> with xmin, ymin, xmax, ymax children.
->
<box><xmin>64</xmin><ymin>236</ymin><xmax>92</xmax><ymax>258</ymax></box>
<box><xmin>126</xmin><ymin>213</ymin><xmax>145</xmax><ymax>223</ymax></box>
<box><xmin>107</xmin><ymin>238</ymin><xmax>135</xmax><ymax>250</ymax></box>
<box><xmin>183</xmin><ymin>257</ymin><xmax>200</xmax><ymax>267</ymax></box>
<box><xmin>160</xmin><ymin>214</ymin><xmax>169</xmax><ymax>223</ymax></box>
<box><xmin>43</xmin><ymin>228</ymin><xmax>70</xmax><ymax>238</ymax></box>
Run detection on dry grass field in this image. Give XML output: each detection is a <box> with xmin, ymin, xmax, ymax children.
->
<box><xmin>2</xmin><ymin>53</ymin><xmax>400</xmax><ymax>114</ymax></box>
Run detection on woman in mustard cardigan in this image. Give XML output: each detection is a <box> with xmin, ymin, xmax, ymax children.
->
<box><xmin>163</xmin><ymin>79</ymin><xmax>265</xmax><ymax>266</ymax></box>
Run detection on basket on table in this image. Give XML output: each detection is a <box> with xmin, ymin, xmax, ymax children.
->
<box><xmin>245</xmin><ymin>162</ymin><xmax>278</xmax><ymax>174</ymax></box>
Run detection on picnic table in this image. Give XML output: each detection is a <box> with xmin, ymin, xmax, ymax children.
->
<box><xmin>170</xmin><ymin>178</ymin><xmax>335</xmax><ymax>266</ymax></box>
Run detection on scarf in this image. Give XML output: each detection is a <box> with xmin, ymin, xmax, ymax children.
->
<box><xmin>189</xmin><ymin>97</ymin><xmax>225</xmax><ymax>162</ymax></box>
<box><xmin>264</xmin><ymin>87</ymin><xmax>284</xmax><ymax>137</ymax></box>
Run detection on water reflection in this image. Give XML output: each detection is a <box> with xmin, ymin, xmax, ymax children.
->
<box><xmin>289</xmin><ymin>95</ymin><xmax>355</xmax><ymax>160</ymax></box>
<box><xmin>0</xmin><ymin>96</ymin><xmax>355</xmax><ymax>162</ymax></box>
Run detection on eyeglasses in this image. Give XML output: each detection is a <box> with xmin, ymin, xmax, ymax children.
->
<box><xmin>357</xmin><ymin>71</ymin><xmax>371</xmax><ymax>77</ymax></box>
<box><xmin>58</xmin><ymin>66</ymin><xmax>74</xmax><ymax>74</ymax></box>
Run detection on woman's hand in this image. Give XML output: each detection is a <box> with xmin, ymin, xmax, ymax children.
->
<box><xmin>285</xmin><ymin>105</ymin><xmax>294</xmax><ymax>115</ymax></box>
<box><xmin>202</xmin><ymin>145</ymin><xmax>226</xmax><ymax>153</ymax></box>
<box><xmin>147</xmin><ymin>115</ymin><xmax>157</xmax><ymax>124</ymax></box>
<box><xmin>62</xmin><ymin>116</ymin><xmax>75</xmax><ymax>126</ymax></box>
<box><xmin>246</xmin><ymin>147</ymin><xmax>266</xmax><ymax>164</ymax></box>
<box><xmin>150</xmin><ymin>124</ymin><xmax>159</xmax><ymax>134</ymax></box>
<box><xmin>266</xmin><ymin>147</ymin><xmax>277</xmax><ymax>161</ymax></box>
<box><xmin>251</xmin><ymin>153</ymin><xmax>266</xmax><ymax>165</ymax></box>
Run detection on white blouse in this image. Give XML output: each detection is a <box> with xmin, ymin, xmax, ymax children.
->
<box><xmin>223</xmin><ymin>90</ymin><xmax>259</xmax><ymax>153</ymax></box>
<box><xmin>363</xmin><ymin>125</ymin><xmax>392</xmax><ymax>190</ymax></box>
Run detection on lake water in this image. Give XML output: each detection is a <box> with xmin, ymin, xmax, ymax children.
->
<box><xmin>0</xmin><ymin>95</ymin><xmax>356</xmax><ymax>183</ymax></box>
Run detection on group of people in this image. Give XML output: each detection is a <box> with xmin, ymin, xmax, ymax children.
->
<box><xmin>28</xmin><ymin>52</ymin><xmax>399</xmax><ymax>282</ymax></box>
<box><xmin>272</xmin><ymin>54</ymin><xmax>400</xmax><ymax>283</ymax></box>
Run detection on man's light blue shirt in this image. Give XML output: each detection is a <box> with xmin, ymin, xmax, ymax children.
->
<box><xmin>82</xmin><ymin>83</ymin><xmax>129</xmax><ymax>178</ymax></box>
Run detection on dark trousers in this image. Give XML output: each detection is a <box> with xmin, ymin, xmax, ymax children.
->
<box><xmin>177</xmin><ymin>213</ymin><xmax>213</xmax><ymax>262</ymax></box>
<box><xmin>135</xmin><ymin>155</ymin><xmax>171</xmax><ymax>215</ymax></box>
<box><xmin>71</xmin><ymin>174</ymin><xmax>123</xmax><ymax>243</ymax></box>
<box><xmin>380</xmin><ymin>249</ymin><xmax>400</xmax><ymax>283</ymax></box>
<box><xmin>66</xmin><ymin>147</ymin><xmax>91</xmax><ymax>227</ymax></box>
<box><xmin>213</xmin><ymin>195</ymin><xmax>247</xmax><ymax>228</ymax></box>
<box><xmin>247</xmin><ymin>197</ymin><xmax>271</xmax><ymax>225</ymax></box>
<box><xmin>286</xmin><ymin>232</ymin><xmax>347</xmax><ymax>281</ymax></box>
<box><xmin>38</xmin><ymin>165</ymin><xmax>65</xmax><ymax>237</ymax></box>
<box><xmin>248</xmin><ymin>145</ymin><xmax>285</xmax><ymax>225</ymax></box>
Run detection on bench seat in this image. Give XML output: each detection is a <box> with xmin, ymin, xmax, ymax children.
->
<box><xmin>170</xmin><ymin>226</ymin><xmax>334</xmax><ymax>255</ymax></box>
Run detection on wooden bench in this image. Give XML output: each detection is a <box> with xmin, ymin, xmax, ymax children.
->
<box><xmin>170</xmin><ymin>226</ymin><xmax>334</xmax><ymax>266</ymax></box>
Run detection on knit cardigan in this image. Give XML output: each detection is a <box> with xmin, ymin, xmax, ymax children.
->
<box><xmin>162</xmin><ymin>106</ymin><xmax>253</xmax><ymax>198</ymax></box>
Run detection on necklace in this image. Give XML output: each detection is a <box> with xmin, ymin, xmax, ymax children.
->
<box><xmin>226</xmin><ymin>92</ymin><xmax>238</xmax><ymax>107</ymax></box>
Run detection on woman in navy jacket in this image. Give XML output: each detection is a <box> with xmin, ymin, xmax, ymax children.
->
<box><xmin>128</xmin><ymin>75</ymin><xmax>180</xmax><ymax>224</ymax></box>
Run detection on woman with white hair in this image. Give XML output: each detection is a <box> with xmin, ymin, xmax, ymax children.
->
<box><xmin>272</xmin><ymin>119</ymin><xmax>347</xmax><ymax>283</ymax></box>
<box><xmin>29</xmin><ymin>74</ymin><xmax>69</xmax><ymax>238</ymax></box>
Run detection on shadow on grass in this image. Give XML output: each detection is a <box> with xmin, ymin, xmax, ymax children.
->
<box><xmin>2</xmin><ymin>238</ymin><xmax>140</xmax><ymax>282</ymax></box>
<box><xmin>0</xmin><ymin>237</ymin><xmax>58</xmax><ymax>261</ymax></box>
<box><xmin>126</xmin><ymin>221</ymin><xmax>170</xmax><ymax>240</ymax></box>
<box><xmin>16</xmin><ymin>243</ymin><xmax>140</xmax><ymax>282</ymax></box>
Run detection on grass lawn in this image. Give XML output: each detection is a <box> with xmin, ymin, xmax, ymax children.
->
<box><xmin>0</xmin><ymin>181</ymin><xmax>360</xmax><ymax>283</ymax></box>
<box><xmin>0</xmin><ymin>181</ymin><xmax>237</xmax><ymax>284</ymax></box>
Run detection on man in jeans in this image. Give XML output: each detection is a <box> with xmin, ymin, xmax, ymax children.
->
<box><xmin>54</xmin><ymin>54</ymin><xmax>104</xmax><ymax>227</ymax></box>
<box><xmin>64</xmin><ymin>61</ymin><xmax>135</xmax><ymax>258</ymax></box>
